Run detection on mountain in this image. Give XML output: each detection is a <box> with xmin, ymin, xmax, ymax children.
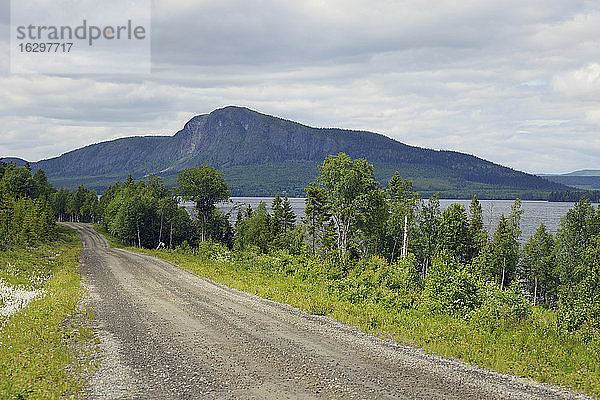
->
<box><xmin>28</xmin><ymin>106</ymin><xmax>570</xmax><ymax>198</ymax></box>
<box><xmin>561</xmin><ymin>170</ymin><xmax>600</xmax><ymax>177</ymax></box>
<box><xmin>541</xmin><ymin>170</ymin><xmax>600</xmax><ymax>190</ymax></box>
<box><xmin>0</xmin><ymin>157</ymin><xmax>29</xmax><ymax>167</ymax></box>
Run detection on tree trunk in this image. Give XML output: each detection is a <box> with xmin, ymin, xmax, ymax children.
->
<box><xmin>158</xmin><ymin>208</ymin><xmax>164</xmax><ymax>247</ymax></box>
<box><xmin>137</xmin><ymin>220</ymin><xmax>141</xmax><ymax>248</ymax></box>
<box><xmin>401</xmin><ymin>215</ymin><xmax>408</xmax><ymax>258</ymax></box>
<box><xmin>169</xmin><ymin>222</ymin><xmax>173</xmax><ymax>248</ymax></box>
<box><xmin>201</xmin><ymin>210</ymin><xmax>207</xmax><ymax>242</ymax></box>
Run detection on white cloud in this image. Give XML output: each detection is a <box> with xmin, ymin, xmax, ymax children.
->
<box><xmin>552</xmin><ymin>63</ymin><xmax>600</xmax><ymax>98</ymax></box>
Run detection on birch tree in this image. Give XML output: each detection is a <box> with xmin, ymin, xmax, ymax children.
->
<box><xmin>314</xmin><ymin>153</ymin><xmax>379</xmax><ymax>261</ymax></box>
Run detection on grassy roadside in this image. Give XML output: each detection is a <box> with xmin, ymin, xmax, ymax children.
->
<box><xmin>0</xmin><ymin>225</ymin><xmax>94</xmax><ymax>399</ymax></box>
<box><xmin>95</xmin><ymin>225</ymin><xmax>599</xmax><ymax>397</ymax></box>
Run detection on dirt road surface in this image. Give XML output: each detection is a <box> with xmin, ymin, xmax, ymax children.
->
<box><xmin>64</xmin><ymin>223</ymin><xmax>588</xmax><ymax>399</ymax></box>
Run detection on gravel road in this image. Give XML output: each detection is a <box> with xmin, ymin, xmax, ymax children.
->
<box><xmin>64</xmin><ymin>223</ymin><xmax>589</xmax><ymax>399</ymax></box>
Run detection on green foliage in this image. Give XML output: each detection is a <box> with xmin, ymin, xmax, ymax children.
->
<box><xmin>479</xmin><ymin>200</ymin><xmax>522</xmax><ymax>288</ymax></box>
<box><xmin>0</xmin><ymin>161</ymin><xmax>57</xmax><ymax>249</ymax></box>
<box><xmin>177</xmin><ymin>164</ymin><xmax>231</xmax><ymax>242</ymax></box>
<box><xmin>437</xmin><ymin>203</ymin><xmax>470</xmax><ymax>262</ymax></box>
<box><xmin>519</xmin><ymin>223</ymin><xmax>558</xmax><ymax>306</ymax></box>
<box><xmin>314</xmin><ymin>153</ymin><xmax>380</xmax><ymax>260</ymax></box>
<box><xmin>558</xmin><ymin>235</ymin><xmax>600</xmax><ymax>334</ymax></box>
<box><xmin>102</xmin><ymin>175</ymin><xmax>195</xmax><ymax>248</ymax></box>
<box><xmin>423</xmin><ymin>252</ymin><xmax>480</xmax><ymax>315</ymax></box>
<box><xmin>329</xmin><ymin>254</ymin><xmax>421</xmax><ymax>310</ymax></box>
<box><xmin>471</xmin><ymin>281</ymin><xmax>532</xmax><ymax>329</ymax></box>
<box><xmin>552</xmin><ymin>198</ymin><xmax>600</xmax><ymax>334</ymax></box>
<box><xmin>555</xmin><ymin>198</ymin><xmax>600</xmax><ymax>288</ymax></box>
<box><xmin>384</xmin><ymin>173</ymin><xmax>421</xmax><ymax>262</ymax></box>
<box><xmin>468</xmin><ymin>195</ymin><xmax>488</xmax><ymax>260</ymax></box>
<box><xmin>234</xmin><ymin>199</ymin><xmax>298</xmax><ymax>253</ymax></box>
<box><xmin>234</xmin><ymin>202</ymin><xmax>273</xmax><ymax>252</ymax></box>
<box><xmin>304</xmin><ymin>182</ymin><xmax>333</xmax><ymax>256</ymax></box>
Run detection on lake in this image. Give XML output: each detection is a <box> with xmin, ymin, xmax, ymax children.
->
<box><xmin>186</xmin><ymin>197</ymin><xmax>592</xmax><ymax>243</ymax></box>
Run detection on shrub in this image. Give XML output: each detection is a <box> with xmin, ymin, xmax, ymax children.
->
<box><xmin>328</xmin><ymin>254</ymin><xmax>421</xmax><ymax>309</ymax></box>
<box><xmin>423</xmin><ymin>252</ymin><xmax>480</xmax><ymax>315</ymax></box>
<box><xmin>471</xmin><ymin>280</ymin><xmax>531</xmax><ymax>329</ymax></box>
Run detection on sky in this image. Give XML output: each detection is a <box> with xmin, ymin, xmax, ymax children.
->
<box><xmin>1</xmin><ymin>0</ymin><xmax>599</xmax><ymax>174</ymax></box>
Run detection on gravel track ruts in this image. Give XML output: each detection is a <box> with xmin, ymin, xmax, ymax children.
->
<box><xmin>64</xmin><ymin>223</ymin><xmax>589</xmax><ymax>400</ymax></box>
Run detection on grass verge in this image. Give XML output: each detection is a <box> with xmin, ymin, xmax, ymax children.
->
<box><xmin>95</xmin><ymin>226</ymin><xmax>599</xmax><ymax>397</ymax></box>
<box><xmin>0</xmin><ymin>226</ymin><xmax>94</xmax><ymax>399</ymax></box>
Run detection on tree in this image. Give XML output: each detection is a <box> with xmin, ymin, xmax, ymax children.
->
<box><xmin>355</xmin><ymin>188</ymin><xmax>387</xmax><ymax>257</ymax></box>
<box><xmin>468</xmin><ymin>195</ymin><xmax>488</xmax><ymax>261</ymax></box>
<box><xmin>484</xmin><ymin>214</ymin><xmax>519</xmax><ymax>289</ymax></box>
<box><xmin>555</xmin><ymin>198</ymin><xmax>600</xmax><ymax>290</ymax></box>
<box><xmin>52</xmin><ymin>188</ymin><xmax>71</xmax><ymax>222</ymax></box>
<box><xmin>234</xmin><ymin>202</ymin><xmax>273</xmax><ymax>252</ymax></box>
<box><xmin>385</xmin><ymin>173</ymin><xmax>420</xmax><ymax>262</ymax></box>
<box><xmin>558</xmin><ymin>235</ymin><xmax>600</xmax><ymax>332</ymax></box>
<box><xmin>272</xmin><ymin>194</ymin><xmax>284</xmax><ymax>234</ymax></box>
<box><xmin>437</xmin><ymin>203</ymin><xmax>470</xmax><ymax>263</ymax></box>
<box><xmin>304</xmin><ymin>183</ymin><xmax>331</xmax><ymax>256</ymax></box>
<box><xmin>0</xmin><ymin>166</ymin><xmax>36</xmax><ymax>199</ymax></box>
<box><xmin>314</xmin><ymin>153</ymin><xmax>379</xmax><ymax>261</ymax></box>
<box><xmin>415</xmin><ymin>194</ymin><xmax>441</xmax><ymax>278</ymax></box>
<box><xmin>520</xmin><ymin>223</ymin><xmax>557</xmax><ymax>306</ymax></box>
<box><xmin>281</xmin><ymin>196</ymin><xmax>296</xmax><ymax>233</ymax></box>
<box><xmin>101</xmin><ymin>177</ymin><xmax>194</xmax><ymax>248</ymax></box>
<box><xmin>423</xmin><ymin>251</ymin><xmax>480</xmax><ymax>315</ymax></box>
<box><xmin>484</xmin><ymin>199</ymin><xmax>522</xmax><ymax>288</ymax></box>
<box><xmin>32</xmin><ymin>168</ymin><xmax>53</xmax><ymax>198</ymax></box>
<box><xmin>554</xmin><ymin>198</ymin><xmax>600</xmax><ymax>331</ymax></box>
<box><xmin>177</xmin><ymin>165</ymin><xmax>231</xmax><ymax>242</ymax></box>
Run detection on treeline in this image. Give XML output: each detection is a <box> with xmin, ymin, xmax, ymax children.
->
<box><xmin>53</xmin><ymin>186</ymin><xmax>101</xmax><ymax>223</ymax></box>
<box><xmin>100</xmin><ymin>175</ymin><xmax>197</xmax><ymax>248</ymax></box>
<box><xmin>0</xmin><ymin>160</ymin><xmax>56</xmax><ymax>249</ymax></box>
<box><xmin>0</xmin><ymin>159</ymin><xmax>108</xmax><ymax>249</ymax></box>
<box><xmin>549</xmin><ymin>189</ymin><xmax>600</xmax><ymax>202</ymax></box>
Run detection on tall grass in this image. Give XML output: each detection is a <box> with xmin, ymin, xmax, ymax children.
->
<box><xmin>0</xmin><ymin>226</ymin><xmax>94</xmax><ymax>399</ymax></box>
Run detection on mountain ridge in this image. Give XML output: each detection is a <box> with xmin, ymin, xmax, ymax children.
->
<box><xmin>11</xmin><ymin>106</ymin><xmax>570</xmax><ymax>198</ymax></box>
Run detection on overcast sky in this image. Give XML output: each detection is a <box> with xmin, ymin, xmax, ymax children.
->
<box><xmin>1</xmin><ymin>0</ymin><xmax>599</xmax><ymax>174</ymax></box>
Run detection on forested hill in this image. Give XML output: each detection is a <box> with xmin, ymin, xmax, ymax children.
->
<box><xmin>29</xmin><ymin>106</ymin><xmax>569</xmax><ymax>198</ymax></box>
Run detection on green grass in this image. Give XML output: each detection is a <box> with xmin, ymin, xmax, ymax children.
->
<box><xmin>97</xmin><ymin>228</ymin><xmax>600</xmax><ymax>397</ymax></box>
<box><xmin>0</xmin><ymin>226</ymin><xmax>94</xmax><ymax>399</ymax></box>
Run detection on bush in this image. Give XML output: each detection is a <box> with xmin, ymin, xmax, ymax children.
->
<box><xmin>423</xmin><ymin>252</ymin><xmax>480</xmax><ymax>315</ymax></box>
<box><xmin>328</xmin><ymin>254</ymin><xmax>421</xmax><ymax>309</ymax></box>
<box><xmin>471</xmin><ymin>280</ymin><xmax>531</xmax><ymax>329</ymax></box>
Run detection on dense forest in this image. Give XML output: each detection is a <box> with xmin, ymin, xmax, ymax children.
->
<box><xmin>549</xmin><ymin>189</ymin><xmax>600</xmax><ymax>202</ymax></box>
<box><xmin>0</xmin><ymin>161</ymin><xmax>56</xmax><ymax>249</ymax></box>
<box><xmin>1</xmin><ymin>153</ymin><xmax>599</xmax><ymax>337</ymax></box>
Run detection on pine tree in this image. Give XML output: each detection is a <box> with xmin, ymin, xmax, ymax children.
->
<box><xmin>282</xmin><ymin>196</ymin><xmax>296</xmax><ymax>233</ymax></box>
<box><xmin>468</xmin><ymin>195</ymin><xmax>488</xmax><ymax>261</ymax></box>
<box><xmin>304</xmin><ymin>183</ymin><xmax>331</xmax><ymax>255</ymax></box>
